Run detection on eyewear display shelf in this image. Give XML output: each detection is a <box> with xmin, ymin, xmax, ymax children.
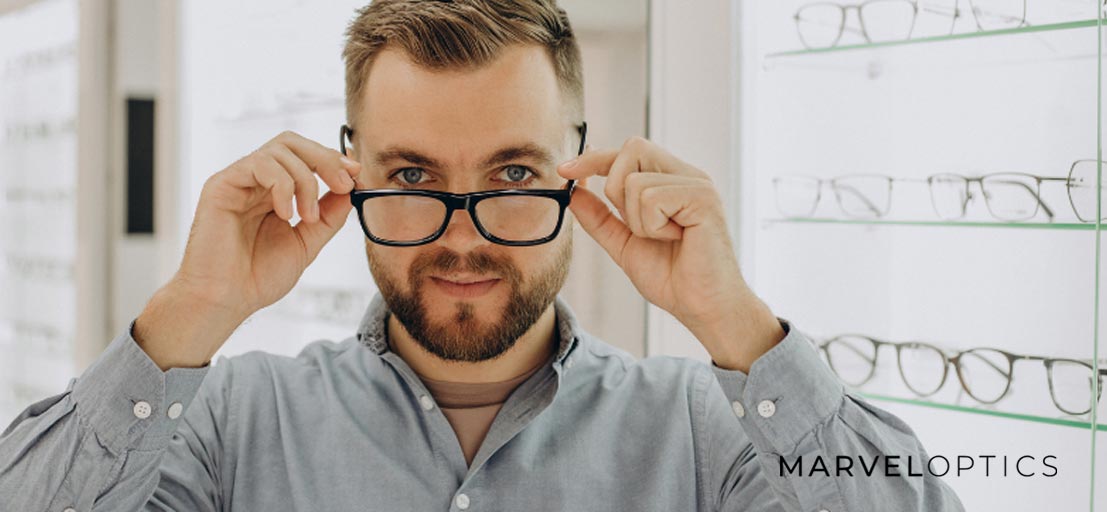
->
<box><xmin>743</xmin><ymin>1</ymin><xmax>1105</xmax><ymax>510</ymax></box>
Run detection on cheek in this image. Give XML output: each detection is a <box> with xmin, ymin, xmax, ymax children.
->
<box><xmin>365</xmin><ymin>243</ymin><xmax>416</xmax><ymax>285</ymax></box>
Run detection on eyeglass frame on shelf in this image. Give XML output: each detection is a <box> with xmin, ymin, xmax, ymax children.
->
<box><xmin>772</xmin><ymin>164</ymin><xmax>1102</xmax><ymax>222</ymax></box>
<box><xmin>923</xmin><ymin>172</ymin><xmax>1066</xmax><ymax>221</ymax></box>
<box><xmin>817</xmin><ymin>334</ymin><xmax>1107</xmax><ymax>416</ymax></box>
<box><xmin>340</xmin><ymin>121</ymin><xmax>587</xmax><ymax>247</ymax></box>
<box><xmin>792</xmin><ymin>0</ymin><xmax>1028</xmax><ymax>51</ymax></box>
<box><xmin>771</xmin><ymin>174</ymin><xmax>894</xmax><ymax>219</ymax></box>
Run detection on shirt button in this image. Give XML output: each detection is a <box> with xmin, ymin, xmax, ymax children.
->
<box><xmin>419</xmin><ymin>394</ymin><xmax>435</xmax><ymax>411</ymax></box>
<box><xmin>132</xmin><ymin>401</ymin><xmax>151</xmax><ymax>419</ymax></box>
<box><xmin>167</xmin><ymin>402</ymin><xmax>183</xmax><ymax>419</ymax></box>
<box><xmin>63</xmin><ymin>508</ymin><xmax>76</xmax><ymax>512</ymax></box>
<box><xmin>455</xmin><ymin>493</ymin><xmax>470</xmax><ymax>510</ymax></box>
<box><xmin>757</xmin><ymin>399</ymin><xmax>776</xmax><ymax>418</ymax></box>
<box><xmin>731</xmin><ymin>401</ymin><xmax>745</xmax><ymax>418</ymax></box>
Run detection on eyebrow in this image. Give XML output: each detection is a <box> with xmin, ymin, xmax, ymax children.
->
<box><xmin>373</xmin><ymin>143</ymin><xmax>556</xmax><ymax>170</ymax></box>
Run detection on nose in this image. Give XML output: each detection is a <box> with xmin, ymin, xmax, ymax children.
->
<box><xmin>437</xmin><ymin>208</ymin><xmax>489</xmax><ymax>253</ymax></box>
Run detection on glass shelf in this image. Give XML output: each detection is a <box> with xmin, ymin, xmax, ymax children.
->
<box><xmin>761</xmin><ymin>218</ymin><xmax>1098</xmax><ymax>230</ymax></box>
<box><xmin>764</xmin><ymin>19</ymin><xmax>1099</xmax><ymax>60</ymax></box>
<box><xmin>857</xmin><ymin>392</ymin><xmax>1107</xmax><ymax>431</ymax></box>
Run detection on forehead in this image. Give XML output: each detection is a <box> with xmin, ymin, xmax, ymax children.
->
<box><xmin>358</xmin><ymin>44</ymin><xmax>565</xmax><ymax>162</ymax></box>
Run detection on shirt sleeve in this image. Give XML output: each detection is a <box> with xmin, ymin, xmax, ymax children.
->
<box><xmin>0</xmin><ymin>318</ymin><xmax>214</xmax><ymax>511</ymax></box>
<box><xmin>700</xmin><ymin>319</ymin><xmax>966</xmax><ymax>512</ymax></box>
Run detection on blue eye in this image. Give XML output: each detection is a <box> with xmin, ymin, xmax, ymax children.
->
<box><xmin>395</xmin><ymin>168</ymin><xmax>428</xmax><ymax>185</ymax></box>
<box><xmin>498</xmin><ymin>165</ymin><xmax>535</xmax><ymax>183</ymax></box>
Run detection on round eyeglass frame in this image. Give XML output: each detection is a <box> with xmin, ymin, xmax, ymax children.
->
<box><xmin>340</xmin><ymin>122</ymin><xmax>587</xmax><ymax>247</ymax></box>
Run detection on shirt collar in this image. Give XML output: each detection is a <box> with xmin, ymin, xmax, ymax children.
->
<box><xmin>355</xmin><ymin>292</ymin><xmax>583</xmax><ymax>365</ymax></box>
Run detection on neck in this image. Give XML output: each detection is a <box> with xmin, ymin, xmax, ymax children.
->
<box><xmin>387</xmin><ymin>303</ymin><xmax>558</xmax><ymax>384</ymax></box>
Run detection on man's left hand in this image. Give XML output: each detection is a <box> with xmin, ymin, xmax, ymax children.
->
<box><xmin>557</xmin><ymin>137</ymin><xmax>785</xmax><ymax>373</ymax></box>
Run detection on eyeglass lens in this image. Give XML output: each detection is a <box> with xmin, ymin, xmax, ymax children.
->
<box><xmin>361</xmin><ymin>193</ymin><xmax>563</xmax><ymax>244</ymax></box>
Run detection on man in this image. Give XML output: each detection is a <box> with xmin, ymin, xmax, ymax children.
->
<box><xmin>0</xmin><ymin>1</ymin><xmax>963</xmax><ymax>510</ymax></box>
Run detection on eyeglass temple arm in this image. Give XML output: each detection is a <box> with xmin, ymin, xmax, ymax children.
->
<box><xmin>832</xmin><ymin>182</ymin><xmax>884</xmax><ymax>216</ymax></box>
<box><xmin>970</xmin><ymin>6</ymin><xmax>1031</xmax><ymax>27</ymax></box>
<box><xmin>919</xmin><ymin>4</ymin><xmax>959</xmax><ymax>18</ymax></box>
<box><xmin>997</xmin><ymin>179</ymin><xmax>1055</xmax><ymax>219</ymax></box>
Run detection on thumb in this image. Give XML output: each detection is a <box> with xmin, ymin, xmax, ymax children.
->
<box><xmin>295</xmin><ymin>191</ymin><xmax>353</xmax><ymax>263</ymax></box>
<box><xmin>569</xmin><ymin>185</ymin><xmax>631</xmax><ymax>266</ymax></box>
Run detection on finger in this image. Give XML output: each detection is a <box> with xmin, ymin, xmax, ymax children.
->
<box><xmin>250</xmin><ymin>158</ymin><xmax>296</xmax><ymax>221</ymax></box>
<box><xmin>604</xmin><ymin>144</ymin><xmax>643</xmax><ymax>215</ymax></box>
<box><xmin>639</xmin><ymin>182</ymin><xmax>721</xmax><ymax>240</ymax></box>
<box><xmin>216</xmin><ymin>153</ymin><xmax>297</xmax><ymax>220</ymax></box>
<box><xmin>638</xmin><ymin>186</ymin><xmax>687</xmax><ymax>241</ymax></box>
<box><xmin>557</xmin><ymin>147</ymin><xmax>618</xmax><ymax>179</ymax></box>
<box><xmin>268</xmin><ymin>148</ymin><xmax>320</xmax><ymax>223</ymax></box>
<box><xmin>277</xmin><ymin>130</ymin><xmax>361</xmax><ymax>185</ymax></box>
<box><xmin>568</xmin><ymin>185</ymin><xmax>632</xmax><ymax>266</ymax></box>
<box><xmin>273</xmin><ymin>137</ymin><xmax>356</xmax><ymax>198</ymax></box>
<box><xmin>558</xmin><ymin>136</ymin><xmax>708</xmax><ymax>181</ymax></box>
<box><xmin>293</xmin><ymin>190</ymin><xmax>353</xmax><ymax>263</ymax></box>
<box><xmin>624</xmin><ymin>171</ymin><xmax>665</xmax><ymax>236</ymax></box>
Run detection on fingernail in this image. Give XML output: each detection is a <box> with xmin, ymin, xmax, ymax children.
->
<box><xmin>340</xmin><ymin>156</ymin><xmax>359</xmax><ymax>169</ymax></box>
<box><xmin>560</xmin><ymin>158</ymin><xmax>579</xmax><ymax>169</ymax></box>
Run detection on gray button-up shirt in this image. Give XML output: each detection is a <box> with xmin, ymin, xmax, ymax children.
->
<box><xmin>1</xmin><ymin>294</ymin><xmax>964</xmax><ymax>511</ymax></box>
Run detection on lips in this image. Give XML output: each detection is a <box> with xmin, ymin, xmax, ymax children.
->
<box><xmin>429</xmin><ymin>275</ymin><xmax>501</xmax><ymax>299</ymax></box>
<box><xmin>434</xmin><ymin>274</ymin><xmax>497</xmax><ymax>284</ymax></box>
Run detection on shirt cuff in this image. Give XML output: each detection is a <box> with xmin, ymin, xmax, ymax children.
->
<box><xmin>710</xmin><ymin>318</ymin><xmax>844</xmax><ymax>454</ymax></box>
<box><xmin>70</xmin><ymin>318</ymin><xmax>211</xmax><ymax>453</ymax></box>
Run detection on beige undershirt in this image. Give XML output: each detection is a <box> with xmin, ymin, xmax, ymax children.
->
<box><xmin>414</xmin><ymin>355</ymin><xmax>549</xmax><ymax>467</ymax></box>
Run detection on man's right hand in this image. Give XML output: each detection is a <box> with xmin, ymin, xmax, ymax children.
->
<box><xmin>134</xmin><ymin>131</ymin><xmax>361</xmax><ymax>371</ymax></box>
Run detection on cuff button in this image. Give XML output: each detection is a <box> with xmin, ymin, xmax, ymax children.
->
<box><xmin>133</xmin><ymin>401</ymin><xmax>152</xmax><ymax>419</ymax></box>
<box><xmin>757</xmin><ymin>399</ymin><xmax>776</xmax><ymax>418</ymax></box>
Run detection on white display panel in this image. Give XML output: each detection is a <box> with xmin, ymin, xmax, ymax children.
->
<box><xmin>743</xmin><ymin>0</ymin><xmax>1103</xmax><ymax>509</ymax></box>
<box><xmin>0</xmin><ymin>0</ymin><xmax>79</xmax><ymax>424</ymax></box>
<box><xmin>179</xmin><ymin>0</ymin><xmax>378</xmax><ymax>359</ymax></box>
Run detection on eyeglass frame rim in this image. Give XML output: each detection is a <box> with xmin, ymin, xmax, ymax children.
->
<box><xmin>339</xmin><ymin>121</ymin><xmax>587</xmax><ymax>247</ymax></box>
<box><xmin>792</xmin><ymin>0</ymin><xmax>1029</xmax><ymax>51</ymax></box>
<box><xmin>771</xmin><ymin>168</ymin><xmax>1084</xmax><ymax>223</ymax></box>
<box><xmin>771</xmin><ymin>174</ymin><xmax>895</xmax><ymax>219</ymax></box>
<box><xmin>793</xmin><ymin>0</ymin><xmax>920</xmax><ymax>50</ymax></box>
<box><xmin>818</xmin><ymin>334</ymin><xmax>1105</xmax><ymax>416</ymax></box>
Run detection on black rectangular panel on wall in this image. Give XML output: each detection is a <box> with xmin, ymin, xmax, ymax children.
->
<box><xmin>126</xmin><ymin>98</ymin><xmax>155</xmax><ymax>234</ymax></box>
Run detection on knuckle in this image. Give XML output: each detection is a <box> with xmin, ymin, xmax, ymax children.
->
<box><xmin>603</xmin><ymin>181</ymin><xmax>620</xmax><ymax>202</ymax></box>
<box><xmin>276</xmin><ymin>130</ymin><xmax>298</xmax><ymax>142</ymax></box>
<box><xmin>621</xmin><ymin>136</ymin><xmax>650</xmax><ymax>153</ymax></box>
<box><xmin>276</xmin><ymin>176</ymin><xmax>295</xmax><ymax>195</ymax></box>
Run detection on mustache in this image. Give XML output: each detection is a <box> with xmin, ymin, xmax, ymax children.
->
<box><xmin>409</xmin><ymin>247</ymin><xmax>522</xmax><ymax>284</ymax></box>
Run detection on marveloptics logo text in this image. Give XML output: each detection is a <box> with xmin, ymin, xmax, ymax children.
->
<box><xmin>779</xmin><ymin>455</ymin><xmax>1058</xmax><ymax>478</ymax></box>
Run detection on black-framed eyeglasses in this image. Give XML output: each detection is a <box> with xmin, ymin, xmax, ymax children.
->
<box><xmin>340</xmin><ymin>122</ymin><xmax>587</xmax><ymax>247</ymax></box>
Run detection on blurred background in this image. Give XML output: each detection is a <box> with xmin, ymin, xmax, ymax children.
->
<box><xmin>1</xmin><ymin>0</ymin><xmax>1106</xmax><ymax>510</ymax></box>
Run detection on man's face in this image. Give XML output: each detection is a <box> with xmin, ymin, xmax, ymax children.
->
<box><xmin>351</xmin><ymin>44</ymin><xmax>577</xmax><ymax>363</ymax></box>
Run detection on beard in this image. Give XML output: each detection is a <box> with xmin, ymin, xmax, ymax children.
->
<box><xmin>366</xmin><ymin>235</ymin><xmax>572</xmax><ymax>363</ymax></box>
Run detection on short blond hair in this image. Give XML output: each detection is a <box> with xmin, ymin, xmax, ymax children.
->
<box><xmin>342</xmin><ymin>0</ymin><xmax>584</xmax><ymax>126</ymax></box>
